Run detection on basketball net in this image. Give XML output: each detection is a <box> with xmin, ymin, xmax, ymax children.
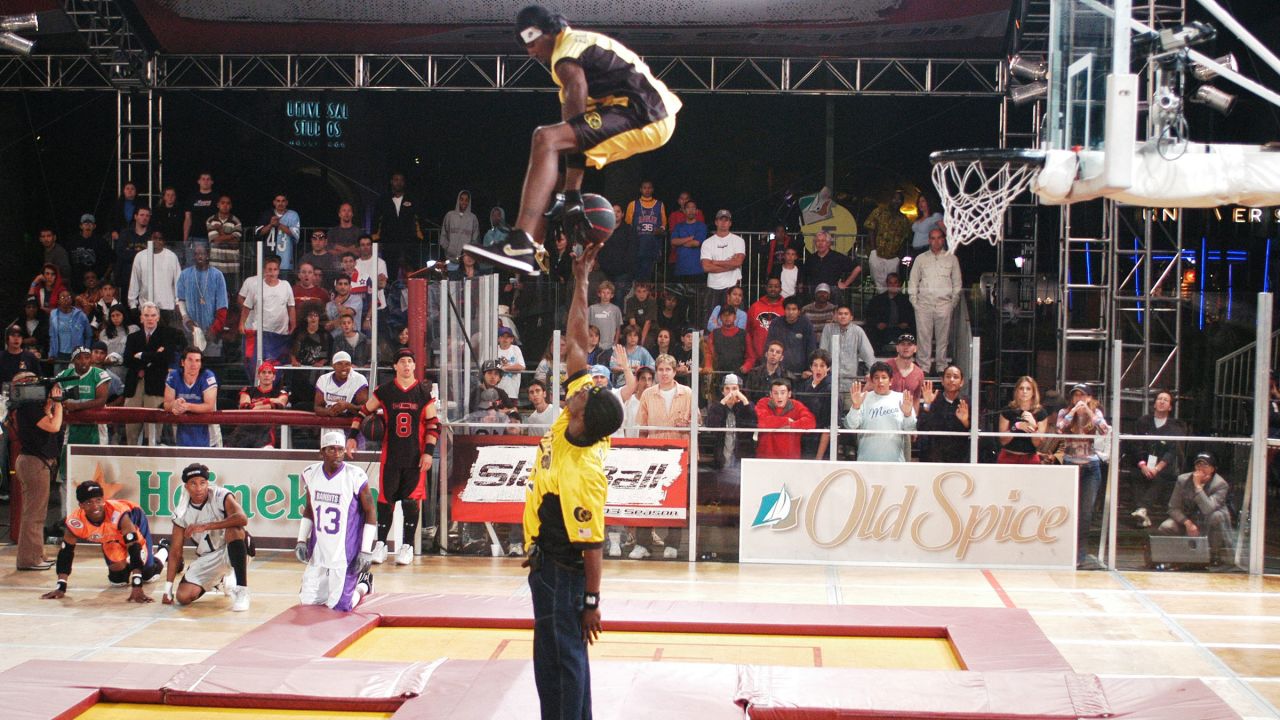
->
<box><xmin>930</xmin><ymin>157</ymin><xmax>1041</xmax><ymax>252</ymax></box>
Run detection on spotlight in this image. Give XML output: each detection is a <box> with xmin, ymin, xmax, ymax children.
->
<box><xmin>1193</xmin><ymin>53</ymin><xmax>1239</xmax><ymax>82</ymax></box>
<box><xmin>1013</xmin><ymin>255</ymin><xmax>1026</xmax><ymax>270</ymax></box>
<box><xmin>1191</xmin><ymin>85</ymin><xmax>1235</xmax><ymax>115</ymax></box>
<box><xmin>1009</xmin><ymin>80</ymin><xmax>1048</xmax><ymax>106</ymax></box>
<box><xmin>1150</xmin><ymin>21</ymin><xmax>1216</xmax><ymax>53</ymax></box>
<box><xmin>0</xmin><ymin>13</ymin><xmax>38</xmax><ymax>33</ymax></box>
<box><xmin>1008</xmin><ymin>55</ymin><xmax>1048</xmax><ymax>83</ymax></box>
<box><xmin>0</xmin><ymin>31</ymin><xmax>34</xmax><ymax>55</ymax></box>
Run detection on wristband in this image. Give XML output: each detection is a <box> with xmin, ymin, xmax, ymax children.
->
<box><xmin>130</xmin><ymin>574</ymin><xmax>143</xmax><ymax>587</ymax></box>
<box><xmin>583</xmin><ymin>592</ymin><xmax>600</xmax><ymax>610</ymax></box>
<box><xmin>55</xmin><ymin>580</ymin><xmax>67</xmax><ymax>592</ymax></box>
<box><xmin>297</xmin><ymin>517</ymin><xmax>314</xmax><ymax>543</ymax></box>
<box><xmin>163</xmin><ymin>581</ymin><xmax>173</xmax><ymax>596</ymax></box>
<box><xmin>361</xmin><ymin>523</ymin><xmax>377</xmax><ymax>554</ymax></box>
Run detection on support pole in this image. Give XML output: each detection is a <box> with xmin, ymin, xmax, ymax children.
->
<box><xmin>828</xmin><ymin>332</ymin><xmax>839</xmax><ymax>461</ymax></box>
<box><xmin>824</xmin><ymin>97</ymin><xmax>835</xmax><ymax>191</ymax></box>
<box><xmin>688</xmin><ymin>332</ymin><xmax>701</xmax><ymax>562</ymax></box>
<box><xmin>1105</xmin><ymin>341</ymin><xmax>1123</xmax><ymax>569</ymax></box>
<box><xmin>1249</xmin><ymin>292</ymin><xmax>1272</xmax><ymax>574</ymax></box>
<box><xmin>969</xmin><ymin>337</ymin><xmax>981</xmax><ymax>463</ymax></box>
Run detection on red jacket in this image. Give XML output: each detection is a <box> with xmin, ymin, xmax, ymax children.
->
<box><xmin>742</xmin><ymin>295</ymin><xmax>785</xmax><ymax>372</ymax></box>
<box><xmin>754</xmin><ymin>396</ymin><xmax>816</xmax><ymax>459</ymax></box>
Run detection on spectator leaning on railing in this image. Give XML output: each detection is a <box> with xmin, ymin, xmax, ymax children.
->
<box><xmin>917</xmin><ymin>365</ymin><xmax>971</xmax><ymax>463</ymax></box>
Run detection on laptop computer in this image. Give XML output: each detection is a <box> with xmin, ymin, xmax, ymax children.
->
<box><xmin>1148</xmin><ymin>535</ymin><xmax>1212</xmax><ymax>564</ymax></box>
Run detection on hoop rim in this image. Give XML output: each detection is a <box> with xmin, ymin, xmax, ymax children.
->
<box><xmin>929</xmin><ymin>148</ymin><xmax>1046</xmax><ymax>167</ymax></box>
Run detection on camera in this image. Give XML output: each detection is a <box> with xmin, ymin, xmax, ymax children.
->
<box><xmin>8</xmin><ymin>377</ymin><xmax>62</xmax><ymax>406</ymax></box>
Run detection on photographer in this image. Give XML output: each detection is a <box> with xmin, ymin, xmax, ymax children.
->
<box><xmin>10</xmin><ymin>372</ymin><xmax>64</xmax><ymax>571</ymax></box>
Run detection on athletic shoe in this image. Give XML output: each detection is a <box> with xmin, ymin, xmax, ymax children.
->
<box><xmin>629</xmin><ymin>545</ymin><xmax>651</xmax><ymax>560</ymax></box>
<box><xmin>229</xmin><ymin>586</ymin><xmax>250</xmax><ymax>612</ymax></box>
<box><xmin>357</xmin><ymin>571</ymin><xmax>373</xmax><ymax>596</ymax></box>
<box><xmin>606</xmin><ymin>532</ymin><xmax>622</xmax><ymax>558</ymax></box>
<box><xmin>395</xmin><ymin>544</ymin><xmax>414</xmax><ymax>566</ymax></box>
<box><xmin>663</xmin><ymin>547</ymin><xmax>678</xmax><ymax>560</ymax></box>
<box><xmin>371</xmin><ymin>541</ymin><xmax>388</xmax><ymax>565</ymax></box>
<box><xmin>1131</xmin><ymin>507</ymin><xmax>1152</xmax><ymax>528</ymax></box>
<box><xmin>507</xmin><ymin>544</ymin><xmax>524</xmax><ymax>557</ymax></box>
<box><xmin>463</xmin><ymin>229</ymin><xmax>546</xmax><ymax>276</ymax></box>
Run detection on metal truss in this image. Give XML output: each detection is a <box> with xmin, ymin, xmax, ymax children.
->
<box><xmin>63</xmin><ymin>0</ymin><xmax>152</xmax><ymax>87</ymax></box>
<box><xmin>1</xmin><ymin>53</ymin><xmax>1004</xmax><ymax>95</ymax></box>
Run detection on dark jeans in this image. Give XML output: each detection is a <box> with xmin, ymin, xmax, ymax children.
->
<box><xmin>529</xmin><ymin>556</ymin><xmax>591</xmax><ymax>720</ymax></box>
<box><xmin>1073</xmin><ymin>458</ymin><xmax>1102</xmax><ymax>562</ymax></box>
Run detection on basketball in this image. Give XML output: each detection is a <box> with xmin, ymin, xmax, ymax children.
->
<box><xmin>360</xmin><ymin>412</ymin><xmax>386</xmax><ymax>442</ymax></box>
<box><xmin>581</xmin><ymin>193</ymin><xmax>615</xmax><ymax>244</ymax></box>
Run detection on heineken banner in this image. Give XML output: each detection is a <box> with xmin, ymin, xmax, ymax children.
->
<box><xmin>740</xmin><ymin>459</ymin><xmax>1079</xmax><ymax>569</ymax></box>
<box><xmin>448</xmin><ymin>435</ymin><xmax>690</xmax><ymax>527</ymax></box>
<box><xmin>65</xmin><ymin>446</ymin><xmax>382</xmax><ymax>545</ymax></box>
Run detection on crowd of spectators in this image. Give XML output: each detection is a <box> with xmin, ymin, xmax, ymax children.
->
<box><xmin>4</xmin><ymin>174</ymin><xmax>1238</xmax><ymax>568</ymax></box>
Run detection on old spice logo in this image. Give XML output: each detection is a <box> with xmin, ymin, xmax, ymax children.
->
<box><xmin>802</xmin><ymin>469</ymin><xmax>1071</xmax><ymax>560</ymax></box>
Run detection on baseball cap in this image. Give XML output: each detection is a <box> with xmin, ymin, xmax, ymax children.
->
<box><xmin>71</xmin><ymin>346</ymin><xmax>92</xmax><ymax>359</ymax></box>
<box><xmin>257</xmin><ymin>360</ymin><xmax>277</xmax><ymax>374</ymax></box>
<box><xmin>481</xmin><ymin>359</ymin><xmax>502</xmax><ymax>374</ymax></box>
<box><xmin>477</xmin><ymin>387</ymin><xmax>501</xmax><ymax>409</ymax></box>
<box><xmin>896</xmin><ymin>333</ymin><xmax>916</xmax><ymax>344</ymax></box>
<box><xmin>497</xmin><ymin>326</ymin><xmax>514</xmax><ymax>337</ymax></box>
<box><xmin>1070</xmin><ymin>383</ymin><xmax>1093</xmax><ymax>397</ymax></box>
<box><xmin>590</xmin><ymin>365</ymin><xmax>611</xmax><ymax>378</ymax></box>
<box><xmin>331</xmin><ymin>351</ymin><xmax>352</xmax><ymax>364</ymax></box>
<box><xmin>6</xmin><ymin>325</ymin><xmax>22</xmax><ymax>337</ymax></box>
<box><xmin>321</xmin><ymin>430</ymin><xmax>347</xmax><ymax>449</ymax></box>
<box><xmin>395</xmin><ymin>348</ymin><xmax>416</xmax><ymax>362</ymax></box>
<box><xmin>181</xmin><ymin>463</ymin><xmax>210</xmax><ymax>482</ymax></box>
<box><xmin>716</xmin><ymin>209</ymin><xmax>732</xmax><ymax>220</ymax></box>
<box><xmin>80</xmin><ymin>213</ymin><xmax>96</xmax><ymax>224</ymax></box>
<box><xmin>723</xmin><ymin>373</ymin><xmax>742</xmax><ymax>386</ymax></box>
<box><xmin>1193</xmin><ymin>451</ymin><xmax>1216</xmax><ymax>467</ymax></box>
<box><xmin>815</xmin><ymin>283</ymin><xmax>832</xmax><ymax>295</ymax></box>
<box><xmin>75</xmin><ymin>481</ymin><xmax>104</xmax><ymax>504</ymax></box>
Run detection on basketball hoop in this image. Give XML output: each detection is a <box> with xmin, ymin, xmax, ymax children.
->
<box><xmin>929</xmin><ymin>149</ymin><xmax>1046</xmax><ymax>252</ymax></box>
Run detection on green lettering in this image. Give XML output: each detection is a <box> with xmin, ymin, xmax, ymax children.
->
<box><xmin>258</xmin><ymin>485</ymin><xmax>286</xmax><ymax>520</ymax></box>
<box><xmin>137</xmin><ymin>470</ymin><xmax>172</xmax><ymax>517</ymax></box>
<box><xmin>288</xmin><ymin>474</ymin><xmax>306</xmax><ymax>519</ymax></box>
<box><xmin>225</xmin><ymin>484</ymin><xmax>254</xmax><ymax>518</ymax></box>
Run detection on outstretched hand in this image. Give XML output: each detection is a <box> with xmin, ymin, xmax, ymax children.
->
<box><xmin>956</xmin><ymin>399</ymin><xmax>970</xmax><ymax>426</ymax></box>
<box><xmin>574</xmin><ymin>239</ymin><xmax>603</xmax><ymax>277</ymax></box>
<box><xmin>920</xmin><ymin>380</ymin><xmax>937</xmax><ymax>405</ymax></box>
<box><xmin>900</xmin><ymin>391</ymin><xmax>915</xmax><ymax>417</ymax></box>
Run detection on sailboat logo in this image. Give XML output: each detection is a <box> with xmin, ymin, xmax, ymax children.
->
<box><xmin>751</xmin><ymin>484</ymin><xmax>802</xmax><ymax>531</ymax></box>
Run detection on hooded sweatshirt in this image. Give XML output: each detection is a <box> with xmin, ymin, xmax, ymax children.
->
<box><xmin>481</xmin><ymin>207</ymin><xmax>508</xmax><ymax>247</ymax></box>
<box><xmin>742</xmin><ymin>294</ymin><xmax>785</xmax><ymax>371</ymax></box>
<box><xmin>441</xmin><ymin>191</ymin><xmax>480</xmax><ymax>261</ymax></box>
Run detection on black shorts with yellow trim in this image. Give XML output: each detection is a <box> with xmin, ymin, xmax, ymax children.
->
<box><xmin>567</xmin><ymin>105</ymin><xmax>677</xmax><ymax>170</ymax></box>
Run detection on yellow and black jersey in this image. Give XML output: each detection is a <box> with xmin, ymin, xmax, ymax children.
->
<box><xmin>551</xmin><ymin>27</ymin><xmax>682</xmax><ymax>124</ymax></box>
<box><xmin>522</xmin><ymin>370</ymin><xmax>611</xmax><ymax>565</ymax></box>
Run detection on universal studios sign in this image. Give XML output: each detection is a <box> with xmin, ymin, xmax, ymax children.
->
<box><xmin>739</xmin><ymin>460</ymin><xmax>1079</xmax><ymax>569</ymax></box>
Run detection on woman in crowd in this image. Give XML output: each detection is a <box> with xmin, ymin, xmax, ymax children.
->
<box><xmin>448</xmin><ymin>251</ymin><xmax>487</xmax><ymax>281</ymax></box>
<box><xmin>1056</xmin><ymin>383</ymin><xmax>1111</xmax><ymax>567</ymax></box>
<box><xmin>917</xmin><ymin>364</ymin><xmax>971</xmax><ymax>463</ymax></box>
<box><xmin>292</xmin><ymin>309</ymin><xmax>332</xmax><ymax>368</ymax></box>
<box><xmin>29</xmin><ymin>264</ymin><xmax>67</xmax><ymax>314</ymax></box>
<box><xmin>795</xmin><ymin>349</ymin><xmax>834</xmax><ymax>460</ymax></box>
<box><xmin>655</xmin><ymin>291</ymin><xmax>685</xmax><ymax>338</ymax></box>
<box><xmin>997</xmin><ymin>375</ymin><xmax>1048</xmax><ymax>464</ymax></box>
<box><xmin>99</xmin><ymin>304</ymin><xmax>135</xmax><ymax>360</ymax></box>
<box><xmin>648</xmin><ymin>327</ymin><xmax>675</xmax><ymax>360</ymax></box>
<box><xmin>910</xmin><ymin>193</ymin><xmax>945</xmax><ymax>255</ymax></box>
<box><xmin>705</xmin><ymin>285</ymin><xmax>747</xmax><ymax>333</ymax></box>
<box><xmin>1129</xmin><ymin>389</ymin><xmax>1187</xmax><ymax>529</ymax></box>
<box><xmin>379</xmin><ymin>323</ymin><xmax>410</xmax><ymax>366</ymax></box>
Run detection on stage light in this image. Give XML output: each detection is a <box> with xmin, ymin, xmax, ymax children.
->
<box><xmin>1193</xmin><ymin>53</ymin><xmax>1238</xmax><ymax>82</ymax></box>
<box><xmin>1191</xmin><ymin>85</ymin><xmax>1235</xmax><ymax>115</ymax></box>
<box><xmin>1009</xmin><ymin>81</ymin><xmax>1048</xmax><ymax>106</ymax></box>
<box><xmin>0</xmin><ymin>32</ymin><xmax>34</xmax><ymax>55</ymax></box>
<box><xmin>1008</xmin><ymin>55</ymin><xmax>1047</xmax><ymax>83</ymax></box>
<box><xmin>0</xmin><ymin>13</ymin><xmax>38</xmax><ymax>33</ymax></box>
<box><xmin>1013</xmin><ymin>255</ymin><xmax>1026</xmax><ymax>270</ymax></box>
<box><xmin>1151</xmin><ymin>21</ymin><xmax>1216</xmax><ymax>53</ymax></box>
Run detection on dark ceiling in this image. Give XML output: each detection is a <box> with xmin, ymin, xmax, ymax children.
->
<box><xmin>10</xmin><ymin>0</ymin><xmax>1014</xmax><ymax>57</ymax></box>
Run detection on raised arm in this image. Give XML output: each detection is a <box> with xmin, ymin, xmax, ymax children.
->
<box><xmin>564</xmin><ymin>242</ymin><xmax>602</xmax><ymax>378</ymax></box>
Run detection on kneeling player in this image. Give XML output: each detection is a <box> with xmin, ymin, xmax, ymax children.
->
<box><xmin>40</xmin><ymin>481</ymin><xmax>167</xmax><ymax>603</ymax></box>
<box><xmin>162</xmin><ymin>463</ymin><xmax>252</xmax><ymax>611</ymax></box>
<box><xmin>296</xmin><ymin>430</ymin><xmax>377</xmax><ymax>611</ymax></box>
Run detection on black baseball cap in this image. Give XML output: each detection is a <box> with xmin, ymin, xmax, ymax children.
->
<box><xmin>394</xmin><ymin>348</ymin><xmax>416</xmax><ymax>362</ymax></box>
<box><xmin>1193</xmin><ymin>451</ymin><xmax>1216</xmax><ymax>467</ymax></box>
<box><xmin>75</xmin><ymin>481</ymin><xmax>104</xmax><ymax>503</ymax></box>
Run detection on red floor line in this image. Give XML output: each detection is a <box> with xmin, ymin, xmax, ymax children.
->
<box><xmin>489</xmin><ymin>639</ymin><xmax>510</xmax><ymax>661</ymax></box>
<box><xmin>813</xmin><ymin>646</ymin><xmax>823</xmax><ymax>667</ymax></box>
<box><xmin>982</xmin><ymin>569</ymin><xmax>1017</xmax><ymax>609</ymax></box>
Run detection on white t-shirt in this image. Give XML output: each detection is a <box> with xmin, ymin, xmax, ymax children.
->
<box><xmin>700</xmin><ymin>232</ymin><xmax>746</xmax><ymax>290</ymax></box>
<box><xmin>779</xmin><ymin>266</ymin><xmax>800</xmax><ymax>298</ymax></box>
<box><xmin>315</xmin><ymin>370</ymin><xmax>369</xmax><ymax>408</ymax></box>
<box><xmin>172</xmin><ymin>484</ymin><xmax>232</xmax><ymax>556</ymax></box>
<box><xmin>300</xmin><ymin>461</ymin><xmax>368</xmax><ymax>570</ymax></box>
<box><xmin>495</xmin><ymin>343</ymin><xmax>525</xmax><ymax>399</ymax></box>
<box><xmin>525</xmin><ymin>404</ymin><xmax>560</xmax><ymax>435</ymax></box>
<box><xmin>356</xmin><ymin>255</ymin><xmax>388</xmax><ymax>309</ymax></box>
<box><xmin>239</xmin><ymin>276</ymin><xmax>296</xmax><ymax>334</ymax></box>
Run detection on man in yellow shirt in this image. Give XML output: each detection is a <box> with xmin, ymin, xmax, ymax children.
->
<box><xmin>522</xmin><ymin>236</ymin><xmax>624</xmax><ymax>719</ymax></box>
<box><xmin>467</xmin><ymin>5</ymin><xmax>681</xmax><ymax>277</ymax></box>
<box><xmin>865</xmin><ymin>190</ymin><xmax>913</xmax><ymax>292</ymax></box>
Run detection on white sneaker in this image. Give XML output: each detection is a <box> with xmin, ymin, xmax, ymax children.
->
<box><xmin>507</xmin><ymin>544</ymin><xmax>524</xmax><ymax>557</ymax></box>
<box><xmin>663</xmin><ymin>547</ymin><xmax>678</xmax><ymax>560</ymax></box>
<box><xmin>229</xmin><ymin>586</ymin><xmax>250</xmax><ymax>612</ymax></box>
<box><xmin>629</xmin><ymin>545</ymin><xmax>651</xmax><ymax>560</ymax></box>
<box><xmin>1133</xmin><ymin>507</ymin><xmax>1152</xmax><ymax>528</ymax></box>
<box><xmin>395</xmin><ymin>544</ymin><xmax>414</xmax><ymax>565</ymax></box>
<box><xmin>371</xmin><ymin>541</ymin><xmax>388</xmax><ymax>565</ymax></box>
<box><xmin>607</xmin><ymin>535</ymin><xmax>622</xmax><ymax>558</ymax></box>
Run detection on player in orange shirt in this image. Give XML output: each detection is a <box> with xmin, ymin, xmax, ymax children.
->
<box><xmin>40</xmin><ymin>481</ymin><xmax>168</xmax><ymax>603</ymax></box>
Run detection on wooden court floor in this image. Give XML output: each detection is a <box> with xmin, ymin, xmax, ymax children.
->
<box><xmin>1</xmin><ymin>547</ymin><xmax>1278</xmax><ymax>719</ymax></box>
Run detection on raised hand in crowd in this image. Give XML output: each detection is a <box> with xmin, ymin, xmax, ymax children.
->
<box><xmin>899</xmin><ymin>390</ymin><xmax>915</xmax><ymax>417</ymax></box>
<box><xmin>849</xmin><ymin>380</ymin><xmax>866</xmax><ymax>410</ymax></box>
<box><xmin>955</xmin><ymin>398</ymin><xmax>970</xmax><ymax>426</ymax></box>
<box><xmin>920</xmin><ymin>380</ymin><xmax>937</xmax><ymax>406</ymax></box>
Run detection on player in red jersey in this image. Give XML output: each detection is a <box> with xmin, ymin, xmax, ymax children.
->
<box><xmin>357</xmin><ymin>347</ymin><xmax>439</xmax><ymax>565</ymax></box>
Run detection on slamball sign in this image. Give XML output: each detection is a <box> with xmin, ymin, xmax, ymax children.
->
<box><xmin>740</xmin><ymin>460</ymin><xmax>1078</xmax><ymax>568</ymax></box>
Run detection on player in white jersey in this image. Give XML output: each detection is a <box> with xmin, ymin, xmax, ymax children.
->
<box><xmin>296</xmin><ymin>430</ymin><xmax>377</xmax><ymax>611</ymax></box>
<box><xmin>162</xmin><ymin>463</ymin><xmax>252</xmax><ymax>611</ymax></box>
<box><xmin>314</xmin><ymin>350</ymin><xmax>369</xmax><ymax>449</ymax></box>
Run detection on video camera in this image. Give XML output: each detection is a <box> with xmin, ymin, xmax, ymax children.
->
<box><xmin>8</xmin><ymin>376</ymin><xmax>66</xmax><ymax>406</ymax></box>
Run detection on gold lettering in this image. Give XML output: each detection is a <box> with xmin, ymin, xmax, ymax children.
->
<box><xmin>911</xmin><ymin>473</ymin><xmax>969</xmax><ymax>551</ymax></box>
<box><xmin>856</xmin><ymin>484</ymin><xmax>886</xmax><ymax>539</ymax></box>
<box><xmin>957</xmin><ymin>503</ymin><xmax>1001</xmax><ymax>559</ymax></box>
<box><xmin>872</xmin><ymin>486</ymin><xmax>917</xmax><ymax>540</ymax></box>
<box><xmin>1005</xmin><ymin>506</ymin><xmax>1043</xmax><ymax>543</ymax></box>
<box><xmin>805</xmin><ymin>469</ymin><xmax>866</xmax><ymax>548</ymax></box>
<box><xmin>1233</xmin><ymin>208</ymin><xmax>1246</xmax><ymax>223</ymax></box>
<box><xmin>1037</xmin><ymin>506</ymin><xmax>1070</xmax><ymax>541</ymax></box>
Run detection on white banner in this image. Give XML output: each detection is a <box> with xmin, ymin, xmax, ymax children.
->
<box><xmin>66</xmin><ymin>446</ymin><xmax>382</xmax><ymax>544</ymax></box>
<box><xmin>740</xmin><ymin>460</ymin><xmax>1078</xmax><ymax>569</ymax></box>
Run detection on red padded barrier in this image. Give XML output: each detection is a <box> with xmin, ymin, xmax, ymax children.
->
<box><xmin>0</xmin><ymin>684</ymin><xmax>100</xmax><ymax>720</ymax></box>
<box><xmin>162</xmin><ymin>658</ymin><xmax>439</xmax><ymax>712</ymax></box>
<box><xmin>0</xmin><ymin>660</ymin><xmax>176</xmax><ymax>703</ymax></box>
<box><xmin>68</xmin><ymin>406</ymin><xmax>354</xmax><ymax>427</ymax></box>
<box><xmin>205</xmin><ymin>604</ymin><xmax>380</xmax><ymax>665</ymax></box>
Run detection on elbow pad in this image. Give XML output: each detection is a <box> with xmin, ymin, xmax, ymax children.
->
<box><xmin>56</xmin><ymin>541</ymin><xmax>75</xmax><ymax>576</ymax></box>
